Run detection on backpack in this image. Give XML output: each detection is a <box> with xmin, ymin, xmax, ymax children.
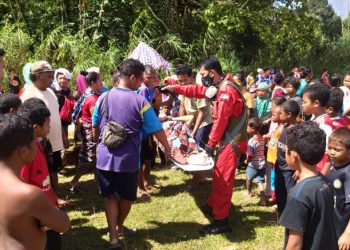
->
<box><xmin>60</xmin><ymin>96</ymin><xmax>75</xmax><ymax>122</ymax></box>
<box><xmin>71</xmin><ymin>91</ymin><xmax>94</xmax><ymax>123</ymax></box>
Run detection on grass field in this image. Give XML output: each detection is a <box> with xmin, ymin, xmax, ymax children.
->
<box><xmin>58</xmin><ymin>152</ymin><xmax>284</xmax><ymax>250</ymax></box>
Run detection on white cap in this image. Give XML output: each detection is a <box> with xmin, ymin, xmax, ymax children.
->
<box><xmin>257</xmin><ymin>68</ymin><xmax>263</xmax><ymax>73</ymax></box>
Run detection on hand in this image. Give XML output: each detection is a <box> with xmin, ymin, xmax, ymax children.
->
<box><xmin>244</xmin><ymin>159</ymin><xmax>248</xmax><ymax>165</ymax></box>
<box><xmin>292</xmin><ymin>170</ymin><xmax>299</xmax><ymax>181</ymax></box>
<box><xmin>57</xmin><ymin>198</ymin><xmax>70</xmax><ymax>208</ymax></box>
<box><xmin>204</xmin><ymin>145</ymin><xmax>214</xmax><ymax>157</ymax></box>
<box><xmin>263</xmin><ymin>134</ymin><xmax>271</xmax><ymax>140</ymax></box>
<box><xmin>338</xmin><ymin>231</ymin><xmax>350</xmax><ymax>250</ymax></box>
<box><xmin>161</xmin><ymin>85</ymin><xmax>176</xmax><ymax>93</ymax></box>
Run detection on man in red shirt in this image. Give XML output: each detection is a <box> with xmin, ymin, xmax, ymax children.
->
<box><xmin>163</xmin><ymin>57</ymin><xmax>248</xmax><ymax>235</ymax></box>
<box><xmin>70</xmin><ymin>71</ymin><xmax>102</xmax><ymax>192</ymax></box>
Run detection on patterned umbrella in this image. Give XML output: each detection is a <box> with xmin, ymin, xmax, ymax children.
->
<box><xmin>128</xmin><ymin>42</ymin><xmax>171</xmax><ymax>71</ymax></box>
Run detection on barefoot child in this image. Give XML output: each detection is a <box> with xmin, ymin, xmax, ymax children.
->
<box><xmin>279</xmin><ymin>121</ymin><xmax>337</xmax><ymax>250</ymax></box>
<box><xmin>326</xmin><ymin>128</ymin><xmax>350</xmax><ymax>249</ymax></box>
<box><xmin>0</xmin><ymin>114</ymin><xmax>70</xmax><ymax>250</ymax></box>
<box><xmin>245</xmin><ymin>117</ymin><xmax>266</xmax><ymax>205</ymax></box>
<box><xmin>19</xmin><ymin>98</ymin><xmax>70</xmax><ymax>249</ymax></box>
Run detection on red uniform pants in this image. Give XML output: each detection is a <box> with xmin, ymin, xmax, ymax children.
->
<box><xmin>207</xmin><ymin>143</ymin><xmax>238</xmax><ymax>220</ymax></box>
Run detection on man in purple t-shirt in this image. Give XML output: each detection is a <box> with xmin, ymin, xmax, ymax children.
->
<box><xmin>92</xmin><ymin>59</ymin><xmax>171</xmax><ymax>248</ymax></box>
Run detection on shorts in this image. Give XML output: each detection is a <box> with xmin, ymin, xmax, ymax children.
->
<box><xmin>246</xmin><ymin>164</ymin><xmax>265</xmax><ymax>183</ymax></box>
<box><xmin>140</xmin><ymin>137</ymin><xmax>156</xmax><ymax>163</ymax></box>
<box><xmin>97</xmin><ymin>169</ymin><xmax>139</xmax><ymax>201</ymax></box>
<box><xmin>45</xmin><ymin>230</ymin><xmax>61</xmax><ymax>250</ymax></box>
<box><xmin>52</xmin><ymin>151</ymin><xmax>63</xmax><ymax>173</ymax></box>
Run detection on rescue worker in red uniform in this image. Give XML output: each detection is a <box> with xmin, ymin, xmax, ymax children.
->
<box><xmin>163</xmin><ymin>57</ymin><xmax>248</xmax><ymax>235</ymax></box>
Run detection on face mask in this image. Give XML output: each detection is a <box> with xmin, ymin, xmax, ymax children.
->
<box><xmin>205</xmin><ymin>85</ymin><xmax>218</xmax><ymax>100</ymax></box>
<box><xmin>201</xmin><ymin>75</ymin><xmax>214</xmax><ymax>87</ymax></box>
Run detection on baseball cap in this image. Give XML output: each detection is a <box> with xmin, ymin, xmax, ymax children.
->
<box><xmin>31</xmin><ymin>61</ymin><xmax>54</xmax><ymax>74</ymax></box>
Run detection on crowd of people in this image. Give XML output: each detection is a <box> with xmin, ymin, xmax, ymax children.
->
<box><xmin>1</xmin><ymin>51</ymin><xmax>350</xmax><ymax>250</ymax></box>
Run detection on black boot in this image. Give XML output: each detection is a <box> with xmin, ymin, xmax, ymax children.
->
<box><xmin>198</xmin><ymin>218</ymin><xmax>232</xmax><ymax>235</ymax></box>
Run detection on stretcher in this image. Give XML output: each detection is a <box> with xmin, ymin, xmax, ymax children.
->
<box><xmin>161</xmin><ymin>121</ymin><xmax>215</xmax><ymax>171</ymax></box>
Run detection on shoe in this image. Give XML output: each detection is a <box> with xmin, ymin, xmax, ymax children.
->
<box><xmin>198</xmin><ymin>218</ymin><xmax>232</xmax><ymax>235</ymax></box>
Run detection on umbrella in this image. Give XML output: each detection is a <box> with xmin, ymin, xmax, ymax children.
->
<box><xmin>128</xmin><ymin>42</ymin><xmax>171</xmax><ymax>71</ymax></box>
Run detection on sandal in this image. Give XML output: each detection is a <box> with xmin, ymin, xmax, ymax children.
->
<box><xmin>139</xmin><ymin>190</ymin><xmax>151</xmax><ymax>202</ymax></box>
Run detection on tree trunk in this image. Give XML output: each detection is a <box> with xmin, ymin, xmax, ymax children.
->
<box><xmin>93</xmin><ymin>0</ymin><xmax>106</xmax><ymax>40</ymax></box>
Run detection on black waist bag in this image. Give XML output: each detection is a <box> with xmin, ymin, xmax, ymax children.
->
<box><xmin>101</xmin><ymin>91</ymin><xmax>127</xmax><ymax>149</ymax></box>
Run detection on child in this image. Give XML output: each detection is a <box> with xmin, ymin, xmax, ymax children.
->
<box><xmin>19</xmin><ymin>97</ymin><xmax>70</xmax><ymax>249</ymax></box>
<box><xmin>264</xmin><ymin>96</ymin><xmax>286</xmax><ymax>200</ymax></box>
<box><xmin>285</xmin><ymin>76</ymin><xmax>302</xmax><ymax>107</ymax></box>
<box><xmin>266</xmin><ymin>100</ymin><xmax>286</xmax><ymax>205</ymax></box>
<box><xmin>0</xmin><ymin>114</ymin><xmax>70</xmax><ymax>249</ymax></box>
<box><xmin>302</xmin><ymin>83</ymin><xmax>331</xmax><ymax>137</ymax></box>
<box><xmin>254</xmin><ymin>82</ymin><xmax>271</xmax><ymax>121</ymax></box>
<box><xmin>254</xmin><ymin>82</ymin><xmax>271</xmax><ymax>135</ymax></box>
<box><xmin>325</xmin><ymin>87</ymin><xmax>350</xmax><ymax>129</ymax></box>
<box><xmin>275</xmin><ymin>100</ymin><xmax>300</xmax><ymax>214</ymax></box>
<box><xmin>245</xmin><ymin>117</ymin><xmax>266</xmax><ymax>205</ymax></box>
<box><xmin>303</xmin><ymin>83</ymin><xmax>332</xmax><ymax>172</ymax></box>
<box><xmin>327</xmin><ymin>128</ymin><xmax>350</xmax><ymax>249</ymax></box>
<box><xmin>271</xmin><ymin>72</ymin><xmax>286</xmax><ymax>98</ymax></box>
<box><xmin>278</xmin><ymin>121</ymin><xmax>337</xmax><ymax>250</ymax></box>
<box><xmin>0</xmin><ymin>93</ymin><xmax>21</xmax><ymax>114</ymax></box>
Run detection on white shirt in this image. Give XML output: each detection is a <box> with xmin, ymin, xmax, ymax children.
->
<box><xmin>21</xmin><ymin>85</ymin><xmax>64</xmax><ymax>152</ymax></box>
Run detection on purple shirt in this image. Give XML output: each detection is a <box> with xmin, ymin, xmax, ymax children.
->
<box><xmin>95</xmin><ymin>87</ymin><xmax>162</xmax><ymax>172</ymax></box>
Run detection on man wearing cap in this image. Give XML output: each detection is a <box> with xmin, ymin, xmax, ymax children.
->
<box><xmin>20</xmin><ymin>61</ymin><xmax>64</xmax><ymax>193</ymax></box>
<box><xmin>162</xmin><ymin>57</ymin><xmax>248</xmax><ymax>235</ymax></box>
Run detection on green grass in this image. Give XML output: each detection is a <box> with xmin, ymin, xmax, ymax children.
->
<box><xmin>59</xmin><ymin>154</ymin><xmax>283</xmax><ymax>249</ymax></box>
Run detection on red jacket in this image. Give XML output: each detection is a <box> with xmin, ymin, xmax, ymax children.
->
<box><xmin>174</xmin><ymin>75</ymin><xmax>247</xmax><ymax>152</ymax></box>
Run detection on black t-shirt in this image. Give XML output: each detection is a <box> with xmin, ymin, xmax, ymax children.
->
<box><xmin>327</xmin><ymin>161</ymin><xmax>350</xmax><ymax>238</ymax></box>
<box><xmin>276</xmin><ymin>125</ymin><xmax>292</xmax><ymax>171</ymax></box>
<box><xmin>278</xmin><ymin>174</ymin><xmax>338</xmax><ymax>250</ymax></box>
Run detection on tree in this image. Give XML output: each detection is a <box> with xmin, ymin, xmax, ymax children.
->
<box><xmin>308</xmin><ymin>0</ymin><xmax>342</xmax><ymax>40</ymax></box>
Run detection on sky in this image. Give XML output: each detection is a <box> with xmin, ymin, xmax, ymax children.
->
<box><xmin>329</xmin><ymin>0</ymin><xmax>350</xmax><ymax>19</ymax></box>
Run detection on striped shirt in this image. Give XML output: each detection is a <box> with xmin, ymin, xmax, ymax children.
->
<box><xmin>247</xmin><ymin>136</ymin><xmax>266</xmax><ymax>169</ymax></box>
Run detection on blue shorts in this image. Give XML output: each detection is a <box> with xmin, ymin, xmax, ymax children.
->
<box><xmin>246</xmin><ymin>164</ymin><xmax>265</xmax><ymax>183</ymax></box>
<box><xmin>97</xmin><ymin>169</ymin><xmax>139</xmax><ymax>201</ymax></box>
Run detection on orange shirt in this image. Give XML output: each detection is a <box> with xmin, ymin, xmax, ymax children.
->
<box><xmin>267</xmin><ymin>124</ymin><xmax>283</xmax><ymax>165</ymax></box>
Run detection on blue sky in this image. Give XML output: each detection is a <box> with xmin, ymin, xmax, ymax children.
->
<box><xmin>329</xmin><ymin>0</ymin><xmax>350</xmax><ymax>19</ymax></box>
